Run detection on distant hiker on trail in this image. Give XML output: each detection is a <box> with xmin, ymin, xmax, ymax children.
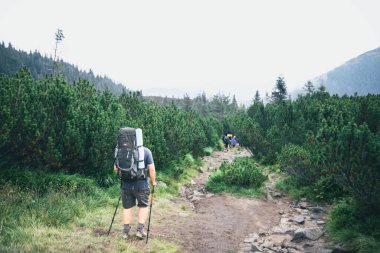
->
<box><xmin>231</xmin><ymin>135</ymin><xmax>237</xmax><ymax>148</ymax></box>
<box><xmin>113</xmin><ymin>128</ymin><xmax>156</xmax><ymax>240</ymax></box>
<box><xmin>223</xmin><ymin>133</ymin><xmax>230</xmax><ymax>152</ymax></box>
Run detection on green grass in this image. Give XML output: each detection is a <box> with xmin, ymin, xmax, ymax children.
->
<box><xmin>0</xmin><ymin>152</ymin><xmax>205</xmax><ymax>252</ymax></box>
<box><xmin>274</xmin><ymin>176</ymin><xmax>313</xmax><ymax>200</ymax></box>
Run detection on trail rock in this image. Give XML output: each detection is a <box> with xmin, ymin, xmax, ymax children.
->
<box><xmin>303</xmin><ymin>244</ymin><xmax>319</xmax><ymax>253</ymax></box>
<box><xmin>317</xmin><ymin>220</ymin><xmax>325</xmax><ymax>225</ymax></box>
<box><xmin>192</xmin><ymin>190</ymin><xmax>205</xmax><ymax>197</ymax></box>
<box><xmin>251</xmin><ymin>243</ymin><xmax>262</xmax><ymax>252</ymax></box>
<box><xmin>240</xmin><ymin>246</ymin><xmax>253</xmax><ymax>252</ymax></box>
<box><xmin>292</xmin><ymin>228</ymin><xmax>324</xmax><ymax>242</ymax></box>
<box><xmin>308</xmin><ymin>206</ymin><xmax>325</xmax><ymax>213</ymax></box>
<box><xmin>262</xmin><ymin>241</ymin><xmax>273</xmax><ymax>248</ymax></box>
<box><xmin>190</xmin><ymin>196</ymin><xmax>201</xmax><ymax>202</ymax></box>
<box><xmin>244</xmin><ymin>237</ymin><xmax>256</xmax><ymax>243</ymax></box>
<box><xmin>272</xmin><ymin>228</ymin><xmax>296</xmax><ymax>235</ymax></box>
<box><xmin>311</xmin><ymin>213</ymin><xmax>324</xmax><ymax>220</ymax></box>
<box><xmin>190</xmin><ymin>180</ymin><xmax>196</xmax><ymax>185</ymax></box>
<box><xmin>272</xmin><ymin>192</ymin><xmax>283</xmax><ymax>198</ymax></box>
<box><xmin>258</xmin><ymin>229</ymin><xmax>268</xmax><ymax>236</ymax></box>
<box><xmin>281</xmin><ymin>240</ymin><xmax>301</xmax><ymax>250</ymax></box>
<box><xmin>292</xmin><ymin>215</ymin><xmax>305</xmax><ymax>224</ymax></box>
<box><xmin>298</xmin><ymin>202</ymin><xmax>309</xmax><ymax>209</ymax></box>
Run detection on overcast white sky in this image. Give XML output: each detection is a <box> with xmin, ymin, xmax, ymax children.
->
<box><xmin>1</xmin><ymin>0</ymin><xmax>380</xmax><ymax>104</ymax></box>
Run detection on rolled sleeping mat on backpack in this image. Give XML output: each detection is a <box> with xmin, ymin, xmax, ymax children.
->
<box><xmin>135</xmin><ymin>128</ymin><xmax>143</xmax><ymax>146</ymax></box>
<box><xmin>135</xmin><ymin>128</ymin><xmax>145</xmax><ymax>169</ymax></box>
<box><xmin>138</xmin><ymin>147</ymin><xmax>145</xmax><ymax>169</ymax></box>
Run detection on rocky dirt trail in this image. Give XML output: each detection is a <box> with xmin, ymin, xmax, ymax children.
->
<box><xmin>150</xmin><ymin>148</ymin><xmax>339</xmax><ymax>253</ymax></box>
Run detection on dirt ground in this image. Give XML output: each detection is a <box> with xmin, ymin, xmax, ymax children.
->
<box><xmin>150</xmin><ymin>147</ymin><xmax>288</xmax><ymax>253</ymax></box>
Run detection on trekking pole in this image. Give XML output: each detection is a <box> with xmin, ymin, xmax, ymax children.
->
<box><xmin>107</xmin><ymin>195</ymin><xmax>121</xmax><ymax>236</ymax></box>
<box><xmin>145</xmin><ymin>186</ymin><xmax>155</xmax><ymax>244</ymax></box>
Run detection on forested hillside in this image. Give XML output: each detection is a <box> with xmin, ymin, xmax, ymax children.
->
<box><xmin>0</xmin><ymin>42</ymin><xmax>126</xmax><ymax>95</ymax></box>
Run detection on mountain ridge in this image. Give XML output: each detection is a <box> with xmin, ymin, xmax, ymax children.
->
<box><xmin>313</xmin><ymin>46</ymin><xmax>380</xmax><ymax>96</ymax></box>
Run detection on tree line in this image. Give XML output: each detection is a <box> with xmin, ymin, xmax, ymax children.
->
<box><xmin>0</xmin><ymin>42</ymin><xmax>126</xmax><ymax>95</ymax></box>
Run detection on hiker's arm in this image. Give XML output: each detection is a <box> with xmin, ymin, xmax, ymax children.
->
<box><xmin>147</xmin><ymin>163</ymin><xmax>156</xmax><ymax>186</ymax></box>
<box><xmin>114</xmin><ymin>165</ymin><xmax>118</xmax><ymax>174</ymax></box>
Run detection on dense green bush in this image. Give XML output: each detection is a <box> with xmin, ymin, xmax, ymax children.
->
<box><xmin>217</xmin><ymin>157</ymin><xmax>266</xmax><ymax>187</ymax></box>
<box><xmin>277</xmin><ymin>144</ymin><xmax>314</xmax><ymax>185</ymax></box>
<box><xmin>0</xmin><ymin>69</ymin><xmax>220</xmax><ymax>183</ymax></box>
<box><xmin>203</xmin><ymin>147</ymin><xmax>213</xmax><ymax>156</ymax></box>
<box><xmin>206</xmin><ymin>157</ymin><xmax>267</xmax><ymax>197</ymax></box>
<box><xmin>327</xmin><ymin>201</ymin><xmax>380</xmax><ymax>253</ymax></box>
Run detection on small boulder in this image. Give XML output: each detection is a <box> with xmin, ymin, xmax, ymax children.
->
<box><xmin>281</xmin><ymin>240</ymin><xmax>301</xmax><ymax>250</ymax></box>
<box><xmin>292</xmin><ymin>228</ymin><xmax>324</xmax><ymax>242</ymax></box>
<box><xmin>190</xmin><ymin>196</ymin><xmax>201</xmax><ymax>202</ymax></box>
<box><xmin>251</xmin><ymin>243</ymin><xmax>262</xmax><ymax>252</ymax></box>
<box><xmin>308</xmin><ymin>206</ymin><xmax>325</xmax><ymax>213</ymax></box>
<box><xmin>272</xmin><ymin>192</ymin><xmax>283</xmax><ymax>198</ymax></box>
<box><xmin>317</xmin><ymin>220</ymin><xmax>326</xmax><ymax>225</ymax></box>
<box><xmin>292</xmin><ymin>215</ymin><xmax>305</xmax><ymax>224</ymax></box>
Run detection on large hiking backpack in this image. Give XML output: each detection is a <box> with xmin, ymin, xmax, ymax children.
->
<box><xmin>115</xmin><ymin>128</ymin><xmax>146</xmax><ymax>180</ymax></box>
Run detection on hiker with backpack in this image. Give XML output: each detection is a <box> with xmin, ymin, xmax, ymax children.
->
<box><xmin>223</xmin><ymin>133</ymin><xmax>230</xmax><ymax>152</ymax></box>
<box><xmin>113</xmin><ymin>128</ymin><xmax>156</xmax><ymax>240</ymax></box>
<box><xmin>231</xmin><ymin>135</ymin><xmax>237</xmax><ymax>148</ymax></box>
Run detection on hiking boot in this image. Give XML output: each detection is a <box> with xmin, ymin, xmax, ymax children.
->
<box><xmin>136</xmin><ymin>230</ymin><xmax>147</xmax><ymax>240</ymax></box>
<box><xmin>122</xmin><ymin>232</ymin><xmax>129</xmax><ymax>239</ymax></box>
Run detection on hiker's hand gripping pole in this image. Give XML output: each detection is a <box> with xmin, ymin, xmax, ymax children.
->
<box><xmin>146</xmin><ymin>185</ymin><xmax>155</xmax><ymax>244</ymax></box>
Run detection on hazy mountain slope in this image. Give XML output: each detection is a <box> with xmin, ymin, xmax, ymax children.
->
<box><xmin>0</xmin><ymin>42</ymin><xmax>127</xmax><ymax>95</ymax></box>
<box><xmin>315</xmin><ymin>46</ymin><xmax>380</xmax><ymax>96</ymax></box>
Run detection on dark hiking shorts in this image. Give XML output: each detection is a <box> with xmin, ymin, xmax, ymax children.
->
<box><xmin>121</xmin><ymin>183</ymin><xmax>150</xmax><ymax>209</ymax></box>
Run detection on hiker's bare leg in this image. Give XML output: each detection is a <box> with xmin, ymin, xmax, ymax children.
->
<box><xmin>137</xmin><ymin>207</ymin><xmax>149</xmax><ymax>224</ymax></box>
<box><xmin>123</xmin><ymin>208</ymin><xmax>133</xmax><ymax>224</ymax></box>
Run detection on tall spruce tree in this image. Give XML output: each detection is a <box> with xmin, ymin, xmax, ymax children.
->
<box><xmin>303</xmin><ymin>80</ymin><xmax>315</xmax><ymax>95</ymax></box>
<box><xmin>271</xmin><ymin>76</ymin><xmax>287</xmax><ymax>103</ymax></box>
<box><xmin>254</xmin><ymin>90</ymin><xmax>261</xmax><ymax>104</ymax></box>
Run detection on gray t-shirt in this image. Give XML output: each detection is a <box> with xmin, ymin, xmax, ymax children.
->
<box><xmin>143</xmin><ymin>147</ymin><xmax>154</xmax><ymax>167</ymax></box>
<box><xmin>121</xmin><ymin>146</ymin><xmax>154</xmax><ymax>189</ymax></box>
